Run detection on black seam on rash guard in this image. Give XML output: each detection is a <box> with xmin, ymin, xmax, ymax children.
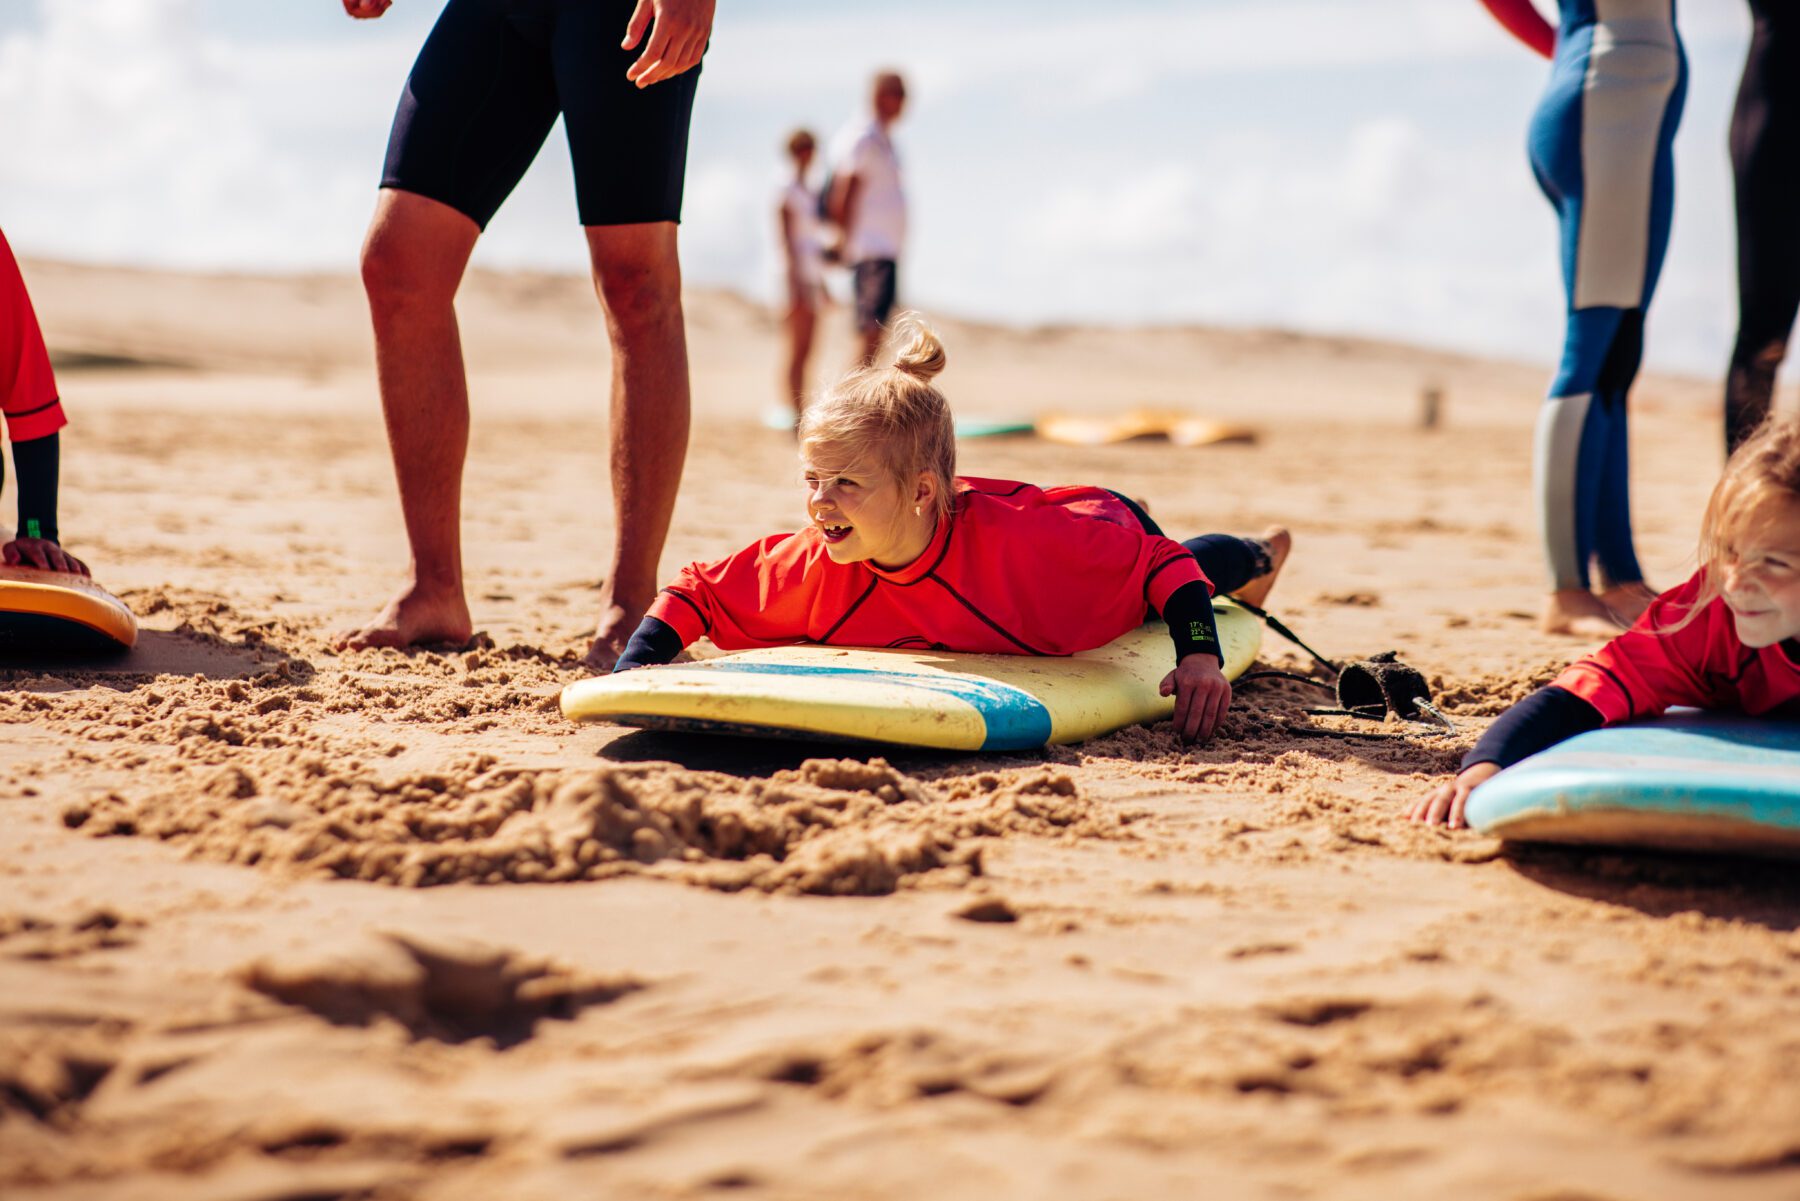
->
<box><xmin>8</xmin><ymin>397</ymin><xmax>61</xmax><ymax>420</ymax></box>
<box><xmin>660</xmin><ymin>587</ymin><xmax>711</xmax><ymax>636</ymax></box>
<box><xmin>1141</xmin><ymin>553</ymin><xmax>1187</xmax><ymax>606</ymax></box>
<box><xmin>925</xmin><ymin>574</ymin><xmax>1046</xmax><ymax>655</ymax></box>
<box><xmin>875</xmin><ymin>511</ymin><xmax>959</xmax><ymax>588</ymax></box>
<box><xmin>971</xmin><ymin>482</ymin><xmax>1028</xmax><ymax>498</ymax></box>
<box><xmin>1727</xmin><ymin>647</ymin><xmax>1760</xmax><ymax>685</ymax></box>
<box><xmin>820</xmin><ymin>577</ymin><xmax>879</xmax><ymax>643</ymax></box>
<box><xmin>1570</xmin><ymin>660</ymin><xmax>1636</xmax><ymax>717</ymax></box>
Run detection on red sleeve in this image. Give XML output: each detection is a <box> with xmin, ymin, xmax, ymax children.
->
<box><xmin>1479</xmin><ymin>0</ymin><xmax>1556</xmax><ymax>58</ymax></box>
<box><xmin>0</xmin><ymin>230</ymin><xmax>66</xmax><ymax>443</ymax></box>
<box><xmin>1551</xmin><ymin>573</ymin><xmax>1726</xmax><ymax>724</ymax></box>
<box><xmin>645</xmin><ymin>532</ymin><xmax>825</xmax><ymax>650</ymax></box>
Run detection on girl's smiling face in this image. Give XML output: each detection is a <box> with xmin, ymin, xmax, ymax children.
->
<box><xmin>1719</xmin><ymin>497</ymin><xmax>1800</xmax><ymax>648</ymax></box>
<box><xmin>801</xmin><ymin>443</ymin><xmax>937</xmax><ymax>569</ymax></box>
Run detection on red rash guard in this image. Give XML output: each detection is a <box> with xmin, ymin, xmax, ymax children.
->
<box><xmin>646</xmin><ymin>478</ymin><xmax>1210</xmax><ymax>656</ymax></box>
<box><xmin>1553</xmin><ymin>570</ymin><xmax>1800</xmax><ymax>722</ymax></box>
<box><xmin>0</xmin><ymin>229</ymin><xmax>66</xmax><ymax>444</ymax></box>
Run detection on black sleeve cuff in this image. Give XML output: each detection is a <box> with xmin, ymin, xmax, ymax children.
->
<box><xmin>613</xmin><ymin>615</ymin><xmax>684</xmax><ymax>672</ymax></box>
<box><xmin>1160</xmin><ymin>579</ymin><xmax>1222</xmax><ymax>663</ymax></box>
<box><xmin>11</xmin><ymin>431</ymin><xmax>59</xmax><ymax>543</ymax></box>
<box><xmin>1463</xmin><ymin>685</ymin><xmax>1605</xmax><ymax>771</ymax></box>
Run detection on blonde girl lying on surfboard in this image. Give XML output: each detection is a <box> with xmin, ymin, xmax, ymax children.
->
<box><xmin>1414</xmin><ymin>414</ymin><xmax>1800</xmax><ymax>827</ymax></box>
<box><xmin>612</xmin><ymin>313</ymin><xmax>1290</xmax><ymax>744</ymax></box>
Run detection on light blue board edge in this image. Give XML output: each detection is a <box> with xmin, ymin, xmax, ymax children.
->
<box><xmin>642</xmin><ymin>661</ymin><xmax>1054</xmax><ymax>751</ymax></box>
<box><xmin>1466</xmin><ymin>711</ymin><xmax>1800</xmax><ymax>833</ymax></box>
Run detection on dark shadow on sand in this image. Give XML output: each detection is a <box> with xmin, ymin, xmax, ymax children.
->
<box><xmin>1502</xmin><ymin>844</ymin><xmax>1800</xmax><ymax>932</ymax></box>
<box><xmin>597</xmin><ymin>726</ymin><xmax>1007</xmax><ymax>781</ymax></box>
<box><xmin>1</xmin><ymin>628</ymin><xmax>313</xmax><ymax>689</ymax></box>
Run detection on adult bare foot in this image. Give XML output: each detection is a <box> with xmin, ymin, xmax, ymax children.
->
<box><xmin>583</xmin><ymin>594</ymin><xmax>652</xmax><ymax>673</ymax></box>
<box><xmin>1599</xmin><ymin>581</ymin><xmax>1658</xmax><ymax>626</ymax></box>
<box><xmin>334</xmin><ymin>584</ymin><xmax>472</xmax><ymax>651</ymax></box>
<box><xmin>1540</xmin><ymin>589</ymin><xmax>1624</xmax><ymax>638</ymax></box>
<box><xmin>1231</xmin><ymin>525</ymin><xmax>1292</xmax><ymax>609</ymax></box>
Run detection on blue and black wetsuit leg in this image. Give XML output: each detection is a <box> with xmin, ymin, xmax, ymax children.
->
<box><xmin>1726</xmin><ymin>0</ymin><xmax>1800</xmax><ymax>451</ymax></box>
<box><xmin>1529</xmin><ymin>2</ymin><xmax>1685</xmax><ymax>592</ymax></box>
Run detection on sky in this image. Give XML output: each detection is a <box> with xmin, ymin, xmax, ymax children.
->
<box><xmin>0</xmin><ymin>0</ymin><xmax>1775</xmax><ymax>378</ymax></box>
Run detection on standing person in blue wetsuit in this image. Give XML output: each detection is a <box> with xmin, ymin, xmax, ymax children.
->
<box><xmin>1725</xmin><ymin>0</ymin><xmax>1800</xmax><ymax>452</ymax></box>
<box><xmin>1481</xmin><ymin>0</ymin><xmax>1687</xmax><ymax>637</ymax></box>
<box><xmin>334</xmin><ymin>0</ymin><xmax>713</xmax><ymax>672</ymax></box>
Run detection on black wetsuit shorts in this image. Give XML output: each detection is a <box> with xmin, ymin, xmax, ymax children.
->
<box><xmin>380</xmin><ymin>0</ymin><xmax>702</xmax><ymax>229</ymax></box>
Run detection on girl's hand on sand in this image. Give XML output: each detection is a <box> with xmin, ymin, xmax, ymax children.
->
<box><xmin>1409</xmin><ymin>762</ymin><xmax>1501</xmax><ymax>829</ymax></box>
<box><xmin>342</xmin><ymin>0</ymin><xmax>393</xmax><ymax>20</ymax></box>
<box><xmin>622</xmin><ymin>0</ymin><xmax>714</xmax><ymax>88</ymax></box>
<box><xmin>1161</xmin><ymin>654</ymin><xmax>1231</xmax><ymax>744</ymax></box>
<box><xmin>4</xmin><ymin>538</ymin><xmax>89</xmax><ymax>576</ymax></box>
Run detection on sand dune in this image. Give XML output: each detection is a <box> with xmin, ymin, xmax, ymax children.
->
<box><xmin>3</xmin><ymin>262</ymin><xmax>1795</xmax><ymax>1201</ymax></box>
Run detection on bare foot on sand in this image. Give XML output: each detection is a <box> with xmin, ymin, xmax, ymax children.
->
<box><xmin>1599</xmin><ymin>581</ymin><xmax>1658</xmax><ymax>627</ymax></box>
<box><xmin>1231</xmin><ymin>526</ymin><xmax>1292</xmax><ymax>609</ymax></box>
<box><xmin>335</xmin><ymin>584</ymin><xmax>473</xmax><ymax>651</ymax></box>
<box><xmin>582</xmin><ymin>593</ymin><xmax>652</xmax><ymax>673</ymax></box>
<box><xmin>1540</xmin><ymin>588</ymin><xmax>1624</xmax><ymax>638</ymax></box>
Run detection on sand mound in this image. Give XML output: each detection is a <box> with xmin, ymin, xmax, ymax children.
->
<box><xmin>65</xmin><ymin>759</ymin><xmax>1107</xmax><ymax>896</ymax></box>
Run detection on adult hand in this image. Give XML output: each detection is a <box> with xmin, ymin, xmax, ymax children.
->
<box><xmin>4</xmin><ymin>537</ymin><xmax>89</xmax><ymax>576</ymax></box>
<box><xmin>622</xmin><ymin>0</ymin><xmax>715</xmax><ymax>89</ymax></box>
<box><xmin>342</xmin><ymin>0</ymin><xmax>393</xmax><ymax>20</ymax></box>
<box><xmin>1409</xmin><ymin>762</ymin><xmax>1501</xmax><ymax>829</ymax></box>
<box><xmin>1160</xmin><ymin>653</ymin><xmax>1231</xmax><ymax>744</ymax></box>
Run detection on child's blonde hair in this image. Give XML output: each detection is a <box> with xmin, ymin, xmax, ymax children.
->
<box><xmin>1671</xmin><ymin>414</ymin><xmax>1800</xmax><ymax>627</ymax></box>
<box><xmin>799</xmin><ymin>312</ymin><xmax>957</xmax><ymax>521</ymax></box>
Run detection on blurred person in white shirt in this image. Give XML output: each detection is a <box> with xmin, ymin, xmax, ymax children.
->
<box><xmin>826</xmin><ymin>71</ymin><xmax>907</xmax><ymax>367</ymax></box>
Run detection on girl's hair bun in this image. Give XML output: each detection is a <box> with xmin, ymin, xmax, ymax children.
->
<box><xmin>888</xmin><ymin>311</ymin><xmax>947</xmax><ymax>382</ymax></box>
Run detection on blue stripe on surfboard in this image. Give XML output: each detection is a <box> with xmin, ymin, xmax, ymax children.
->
<box><xmin>696</xmin><ymin>661</ymin><xmax>1054</xmax><ymax>751</ymax></box>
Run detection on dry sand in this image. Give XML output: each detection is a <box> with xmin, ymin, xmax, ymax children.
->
<box><xmin>3</xmin><ymin>259</ymin><xmax>1797</xmax><ymax>1201</ymax></box>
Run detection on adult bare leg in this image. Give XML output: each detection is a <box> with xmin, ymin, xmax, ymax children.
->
<box><xmin>335</xmin><ymin>189</ymin><xmax>480</xmax><ymax>650</ymax></box>
<box><xmin>583</xmin><ymin>222</ymin><xmax>691</xmax><ymax>672</ymax></box>
<box><xmin>786</xmin><ymin>299</ymin><xmax>817</xmax><ymax>416</ymax></box>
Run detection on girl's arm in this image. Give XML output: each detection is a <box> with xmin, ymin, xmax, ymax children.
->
<box><xmin>3</xmin><ymin>432</ymin><xmax>87</xmax><ymax>575</ymax></box>
<box><xmin>1410</xmin><ymin>685</ymin><xmax>1603</xmax><ymax>827</ymax></box>
<box><xmin>1479</xmin><ymin>0</ymin><xmax>1556</xmax><ymax>58</ymax></box>
<box><xmin>614</xmin><ymin>614</ymin><xmax>684</xmax><ymax>671</ymax></box>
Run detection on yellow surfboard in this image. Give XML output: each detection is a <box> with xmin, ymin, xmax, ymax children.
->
<box><xmin>561</xmin><ymin>602</ymin><xmax>1261</xmax><ymax>751</ymax></box>
<box><xmin>0</xmin><ymin>565</ymin><xmax>138</xmax><ymax>653</ymax></box>
<box><xmin>1036</xmin><ymin>409</ymin><xmax>1257</xmax><ymax>449</ymax></box>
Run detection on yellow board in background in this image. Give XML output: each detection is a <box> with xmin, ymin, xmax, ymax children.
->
<box><xmin>0</xmin><ymin>565</ymin><xmax>138</xmax><ymax>653</ymax></box>
<box><xmin>561</xmin><ymin>601</ymin><xmax>1262</xmax><ymax>751</ymax></box>
<box><xmin>1036</xmin><ymin>409</ymin><xmax>1257</xmax><ymax>448</ymax></box>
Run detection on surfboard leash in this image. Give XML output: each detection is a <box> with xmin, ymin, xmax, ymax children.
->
<box><xmin>1230</xmin><ymin>602</ymin><xmax>1456</xmax><ymax>737</ymax></box>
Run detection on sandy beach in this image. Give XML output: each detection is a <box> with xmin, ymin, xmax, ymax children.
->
<box><xmin>3</xmin><ymin>260</ymin><xmax>1797</xmax><ymax>1201</ymax></box>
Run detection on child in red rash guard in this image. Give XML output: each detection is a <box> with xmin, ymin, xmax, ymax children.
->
<box><xmin>0</xmin><ymin>228</ymin><xmax>84</xmax><ymax>576</ymax></box>
<box><xmin>613</xmin><ymin>313</ymin><xmax>1292</xmax><ymax>745</ymax></box>
<box><xmin>1414</xmin><ymin>414</ymin><xmax>1800</xmax><ymax>827</ymax></box>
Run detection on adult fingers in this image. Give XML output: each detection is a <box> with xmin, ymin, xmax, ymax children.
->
<box><xmin>621</xmin><ymin>0</ymin><xmax>654</xmax><ymax>49</ymax></box>
<box><xmin>2</xmin><ymin>542</ymin><xmax>17</xmax><ymax>566</ymax></box>
<box><xmin>1158</xmin><ymin>670</ymin><xmax>1175</xmax><ymax>698</ymax></box>
<box><xmin>1412</xmin><ymin>785</ymin><xmax>1450</xmax><ymax>824</ymax></box>
<box><xmin>626</xmin><ymin>20</ymin><xmax>674</xmax><ymax>84</ymax></box>
<box><xmin>19</xmin><ymin>540</ymin><xmax>50</xmax><ymax>570</ymax></box>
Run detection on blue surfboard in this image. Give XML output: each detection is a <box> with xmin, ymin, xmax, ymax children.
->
<box><xmin>1465</xmin><ymin>711</ymin><xmax>1800</xmax><ymax>858</ymax></box>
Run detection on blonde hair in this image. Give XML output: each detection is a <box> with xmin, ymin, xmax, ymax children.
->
<box><xmin>798</xmin><ymin>312</ymin><xmax>956</xmax><ymax>521</ymax></box>
<box><xmin>1666</xmin><ymin>414</ymin><xmax>1800</xmax><ymax>630</ymax></box>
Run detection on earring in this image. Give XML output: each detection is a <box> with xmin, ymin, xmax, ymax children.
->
<box><xmin>914</xmin><ymin>506</ymin><xmax>922</xmax><ymax>516</ymax></box>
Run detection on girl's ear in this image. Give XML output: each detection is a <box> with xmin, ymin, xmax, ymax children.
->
<box><xmin>914</xmin><ymin>471</ymin><xmax>938</xmax><ymax>514</ymax></box>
